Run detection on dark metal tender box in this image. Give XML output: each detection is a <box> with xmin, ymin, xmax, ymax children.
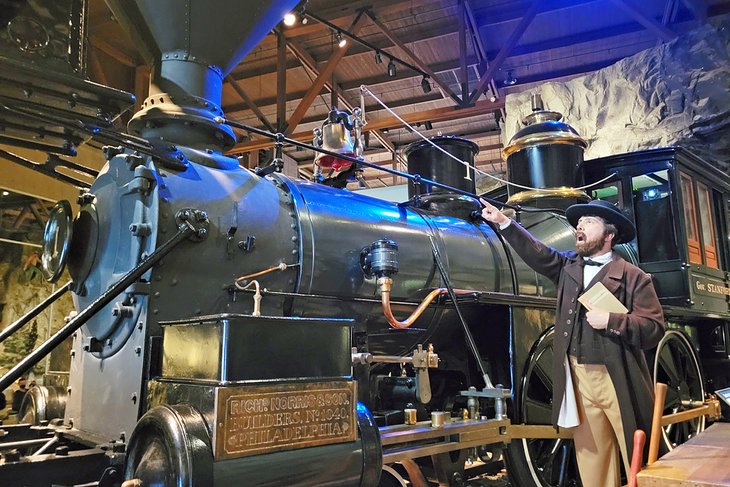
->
<box><xmin>160</xmin><ymin>313</ymin><xmax>354</xmax><ymax>382</ymax></box>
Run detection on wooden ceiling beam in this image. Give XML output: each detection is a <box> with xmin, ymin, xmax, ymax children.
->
<box><xmin>88</xmin><ymin>34</ymin><xmax>139</xmax><ymax>67</ymax></box>
<box><xmin>225</xmin><ymin>91</ymin><xmax>443</xmax><ymax>122</ymax></box>
<box><xmin>680</xmin><ymin>0</ymin><xmax>708</xmax><ymax>21</ymax></box>
<box><xmin>464</xmin><ymin>0</ymin><xmax>504</xmax><ymax>119</ymax></box>
<box><xmin>364</xmin><ymin>10</ymin><xmax>462</xmax><ymax>105</ymax></box>
<box><xmin>228</xmin><ymin>3</ymin><xmax>717</xmax><ymax>86</ymax></box>
<box><xmin>467</xmin><ymin>0</ymin><xmax>541</xmax><ymax>104</ymax></box>
<box><xmin>285</xmin><ymin>12</ymin><xmax>368</xmax><ymax>135</ymax></box>
<box><xmin>28</xmin><ymin>203</ymin><xmax>45</xmax><ymax>230</ymax></box>
<box><xmin>228</xmin><ymin>98</ymin><xmax>504</xmax><ymax>154</ymax></box>
<box><xmin>226</xmin><ymin>76</ymin><xmax>276</xmax><ymax>132</ymax></box>
<box><xmin>280</xmin><ymin>0</ymin><xmax>446</xmax><ymax>39</ymax></box>
<box><xmin>285</xmin><ymin>37</ymin><xmax>397</xmax><ymax>164</ymax></box>
<box><xmin>276</xmin><ymin>30</ymin><xmax>288</xmax><ymax>131</ymax></box>
<box><xmin>88</xmin><ymin>47</ymin><xmax>109</xmax><ymax>86</ymax></box>
<box><xmin>609</xmin><ymin>0</ymin><xmax>676</xmax><ymax>41</ymax></box>
<box><xmin>360</xmin><ymin>159</ymin><xmax>506</xmax><ymax>182</ymax></box>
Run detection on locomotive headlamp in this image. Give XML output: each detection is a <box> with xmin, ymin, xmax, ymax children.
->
<box><xmin>41</xmin><ymin>200</ymin><xmax>73</xmax><ymax>283</ymax></box>
<box><xmin>360</xmin><ymin>239</ymin><xmax>399</xmax><ymax>279</ymax></box>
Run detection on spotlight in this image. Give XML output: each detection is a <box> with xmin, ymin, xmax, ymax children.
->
<box><xmin>283</xmin><ymin>12</ymin><xmax>296</xmax><ymax>26</ymax></box>
<box><xmin>504</xmin><ymin>70</ymin><xmax>517</xmax><ymax>86</ymax></box>
<box><xmin>424</xmin><ymin>121</ymin><xmax>433</xmax><ymax>130</ymax></box>
<box><xmin>1</xmin><ymin>191</ymin><xmax>9</xmax><ymax>196</ymax></box>
<box><xmin>336</xmin><ymin>31</ymin><xmax>346</xmax><ymax>48</ymax></box>
<box><xmin>387</xmin><ymin>58</ymin><xmax>396</xmax><ymax>78</ymax></box>
<box><xmin>421</xmin><ymin>75</ymin><xmax>431</xmax><ymax>94</ymax></box>
<box><xmin>374</xmin><ymin>51</ymin><xmax>382</xmax><ymax>65</ymax></box>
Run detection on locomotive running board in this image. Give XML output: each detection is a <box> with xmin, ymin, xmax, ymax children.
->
<box><xmin>380</xmin><ymin>418</ymin><xmax>510</xmax><ymax>463</ymax></box>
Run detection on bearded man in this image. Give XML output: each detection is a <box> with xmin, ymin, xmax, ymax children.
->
<box><xmin>480</xmin><ymin>198</ymin><xmax>665</xmax><ymax>487</ymax></box>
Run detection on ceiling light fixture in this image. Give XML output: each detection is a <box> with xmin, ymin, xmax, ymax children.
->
<box><xmin>387</xmin><ymin>58</ymin><xmax>396</xmax><ymax>78</ymax></box>
<box><xmin>374</xmin><ymin>50</ymin><xmax>382</xmax><ymax>64</ymax></box>
<box><xmin>421</xmin><ymin>75</ymin><xmax>431</xmax><ymax>94</ymax></box>
<box><xmin>283</xmin><ymin>12</ymin><xmax>297</xmax><ymax>26</ymax></box>
<box><xmin>504</xmin><ymin>70</ymin><xmax>517</xmax><ymax>86</ymax></box>
<box><xmin>336</xmin><ymin>31</ymin><xmax>346</xmax><ymax>48</ymax></box>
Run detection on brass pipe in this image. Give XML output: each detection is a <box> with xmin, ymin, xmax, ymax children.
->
<box><xmin>235</xmin><ymin>262</ymin><xmax>298</xmax><ymax>282</ymax></box>
<box><xmin>378</xmin><ymin>277</ymin><xmax>473</xmax><ymax>329</ymax></box>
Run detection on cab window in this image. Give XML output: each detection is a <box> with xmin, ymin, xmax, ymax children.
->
<box><xmin>591</xmin><ymin>182</ymin><xmax>621</xmax><ymax>205</ymax></box>
<box><xmin>697</xmin><ymin>182</ymin><xmax>719</xmax><ymax>269</ymax></box>
<box><xmin>679</xmin><ymin>172</ymin><xmax>702</xmax><ymax>265</ymax></box>
<box><xmin>632</xmin><ymin>170</ymin><xmax>678</xmax><ymax>262</ymax></box>
<box><xmin>679</xmin><ymin>172</ymin><xmax>720</xmax><ymax>269</ymax></box>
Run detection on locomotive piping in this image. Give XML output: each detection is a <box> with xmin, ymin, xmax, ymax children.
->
<box><xmin>234</xmin><ymin>262</ymin><xmax>299</xmax><ymax>281</ymax></box>
<box><xmin>378</xmin><ymin>276</ymin><xmax>474</xmax><ymax>329</ymax></box>
<box><xmin>415</xmin><ymin>211</ymin><xmax>497</xmax><ymax>390</ymax></box>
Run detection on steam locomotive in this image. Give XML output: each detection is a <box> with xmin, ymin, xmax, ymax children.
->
<box><xmin>1</xmin><ymin>1</ymin><xmax>729</xmax><ymax>486</ymax></box>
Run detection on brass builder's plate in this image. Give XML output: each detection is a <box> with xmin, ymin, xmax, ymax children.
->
<box><xmin>215</xmin><ymin>381</ymin><xmax>357</xmax><ymax>460</ymax></box>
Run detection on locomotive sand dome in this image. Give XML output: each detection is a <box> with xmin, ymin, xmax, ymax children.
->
<box><xmin>503</xmin><ymin>93</ymin><xmax>589</xmax><ymax>207</ymax></box>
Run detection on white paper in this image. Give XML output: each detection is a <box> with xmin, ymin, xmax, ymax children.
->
<box><xmin>557</xmin><ymin>355</ymin><xmax>580</xmax><ymax>428</ymax></box>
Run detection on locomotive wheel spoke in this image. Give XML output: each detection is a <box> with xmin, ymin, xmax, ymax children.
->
<box><xmin>664</xmin><ymin>387</ymin><xmax>681</xmax><ymax>409</ymax></box>
<box><xmin>657</xmin><ymin>347</ymin><xmax>682</xmax><ymax>384</ymax></box>
<box><xmin>524</xmin><ymin>397</ymin><xmax>553</xmax><ymax>424</ymax></box>
<box><xmin>653</xmin><ymin>330</ymin><xmax>705</xmax><ymax>452</ymax></box>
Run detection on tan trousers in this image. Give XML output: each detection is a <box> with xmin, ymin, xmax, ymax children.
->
<box><xmin>569</xmin><ymin>357</ymin><xmax>630</xmax><ymax>487</ymax></box>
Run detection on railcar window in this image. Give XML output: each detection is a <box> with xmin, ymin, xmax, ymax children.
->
<box><xmin>697</xmin><ymin>182</ymin><xmax>719</xmax><ymax>269</ymax></box>
<box><xmin>591</xmin><ymin>183</ymin><xmax>621</xmax><ymax>205</ymax></box>
<box><xmin>680</xmin><ymin>172</ymin><xmax>702</xmax><ymax>265</ymax></box>
<box><xmin>632</xmin><ymin>170</ymin><xmax>678</xmax><ymax>262</ymax></box>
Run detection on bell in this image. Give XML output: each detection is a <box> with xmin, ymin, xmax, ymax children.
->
<box><xmin>314</xmin><ymin>119</ymin><xmax>355</xmax><ymax>171</ymax></box>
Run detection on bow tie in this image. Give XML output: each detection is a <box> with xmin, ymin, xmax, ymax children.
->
<box><xmin>584</xmin><ymin>259</ymin><xmax>604</xmax><ymax>266</ymax></box>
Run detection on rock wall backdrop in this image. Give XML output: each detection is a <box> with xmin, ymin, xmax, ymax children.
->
<box><xmin>503</xmin><ymin>19</ymin><xmax>730</xmax><ymax>173</ymax></box>
<box><xmin>0</xmin><ymin>241</ymin><xmax>74</xmax><ymax>391</ymax></box>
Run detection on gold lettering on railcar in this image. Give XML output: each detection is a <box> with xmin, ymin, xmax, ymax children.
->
<box><xmin>215</xmin><ymin>381</ymin><xmax>357</xmax><ymax>460</ymax></box>
<box><xmin>694</xmin><ymin>277</ymin><xmax>730</xmax><ymax>297</ymax></box>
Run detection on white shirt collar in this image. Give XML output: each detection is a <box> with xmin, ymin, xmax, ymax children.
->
<box><xmin>585</xmin><ymin>251</ymin><xmax>612</xmax><ymax>264</ymax></box>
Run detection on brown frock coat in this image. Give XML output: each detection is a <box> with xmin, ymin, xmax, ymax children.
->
<box><xmin>501</xmin><ymin>221</ymin><xmax>666</xmax><ymax>460</ymax></box>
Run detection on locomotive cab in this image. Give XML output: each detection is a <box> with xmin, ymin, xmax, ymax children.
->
<box><xmin>584</xmin><ymin>146</ymin><xmax>730</xmax><ymax>316</ymax></box>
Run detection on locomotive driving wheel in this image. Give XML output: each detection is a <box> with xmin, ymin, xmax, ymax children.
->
<box><xmin>652</xmin><ymin>329</ymin><xmax>705</xmax><ymax>449</ymax></box>
<box><xmin>506</xmin><ymin>328</ymin><xmax>582</xmax><ymax>487</ymax></box>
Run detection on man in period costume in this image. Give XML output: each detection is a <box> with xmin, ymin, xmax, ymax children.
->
<box><xmin>480</xmin><ymin>198</ymin><xmax>665</xmax><ymax>487</ymax></box>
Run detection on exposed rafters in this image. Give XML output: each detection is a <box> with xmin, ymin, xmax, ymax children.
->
<box><xmin>610</xmin><ymin>0</ymin><xmax>677</xmax><ymax>41</ymax></box>
<box><xmin>285</xmin><ymin>11</ymin><xmax>368</xmax><ymax>135</ymax></box>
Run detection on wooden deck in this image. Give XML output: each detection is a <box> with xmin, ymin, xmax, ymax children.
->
<box><xmin>637</xmin><ymin>423</ymin><xmax>730</xmax><ymax>487</ymax></box>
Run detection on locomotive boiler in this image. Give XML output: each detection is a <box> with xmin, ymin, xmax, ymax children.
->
<box><xmin>1</xmin><ymin>0</ymin><xmax>728</xmax><ymax>486</ymax></box>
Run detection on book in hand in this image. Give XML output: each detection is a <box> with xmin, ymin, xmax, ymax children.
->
<box><xmin>578</xmin><ymin>282</ymin><xmax>628</xmax><ymax>313</ymax></box>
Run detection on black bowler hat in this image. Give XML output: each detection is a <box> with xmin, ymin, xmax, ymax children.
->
<box><xmin>565</xmin><ymin>200</ymin><xmax>636</xmax><ymax>244</ymax></box>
